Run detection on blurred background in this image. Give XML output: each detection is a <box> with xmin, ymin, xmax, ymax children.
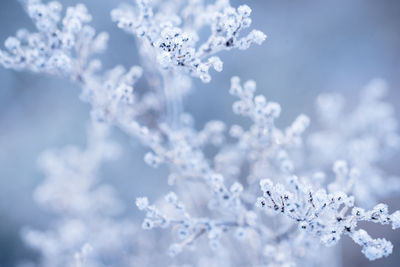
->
<box><xmin>0</xmin><ymin>0</ymin><xmax>399</xmax><ymax>266</ymax></box>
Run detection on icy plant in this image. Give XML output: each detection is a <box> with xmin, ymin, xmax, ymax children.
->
<box><xmin>0</xmin><ymin>1</ymin><xmax>108</xmax><ymax>79</ymax></box>
<box><xmin>1</xmin><ymin>0</ymin><xmax>400</xmax><ymax>266</ymax></box>
<box><xmin>256</xmin><ymin>176</ymin><xmax>400</xmax><ymax>261</ymax></box>
<box><xmin>22</xmin><ymin>123</ymin><xmax>138</xmax><ymax>267</ymax></box>
<box><xmin>308</xmin><ymin>79</ymin><xmax>400</xmax><ymax>206</ymax></box>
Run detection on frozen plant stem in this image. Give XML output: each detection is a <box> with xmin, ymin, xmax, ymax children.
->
<box><xmin>162</xmin><ymin>71</ymin><xmax>184</xmax><ymax>129</ymax></box>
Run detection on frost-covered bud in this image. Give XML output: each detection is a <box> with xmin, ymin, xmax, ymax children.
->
<box><xmin>82</xmin><ymin>243</ymin><xmax>93</xmax><ymax>254</ymax></box>
<box><xmin>142</xmin><ymin>218</ymin><xmax>154</xmax><ymax>230</ymax></box>
<box><xmin>254</xmin><ymin>95</ymin><xmax>266</xmax><ymax>107</ymax></box>
<box><xmin>49</xmin><ymin>53</ymin><xmax>72</xmax><ymax>71</ymax></box>
<box><xmin>209</xmin><ymin>56</ymin><xmax>223</xmax><ymax>72</ymax></box>
<box><xmin>352</xmin><ymin>229</ymin><xmax>372</xmax><ymax>245</ymax></box>
<box><xmin>237</xmin><ymin>5</ymin><xmax>252</xmax><ymax>17</ymax></box>
<box><xmin>230</xmin><ymin>182</ymin><xmax>243</xmax><ymax>195</ymax></box>
<box><xmin>263</xmin><ymin>245</ymin><xmax>276</xmax><ymax>258</ymax></box>
<box><xmin>245</xmin><ymin>211</ymin><xmax>257</xmax><ymax>226</ymax></box>
<box><xmin>390</xmin><ymin>211</ymin><xmax>400</xmax><ymax>229</ymax></box>
<box><xmin>200</xmin><ymin>73</ymin><xmax>211</xmax><ymax>83</ymax></box>
<box><xmin>204</xmin><ymin>120</ymin><xmax>226</xmax><ymax>135</ymax></box>
<box><xmin>288</xmin><ymin>175</ymin><xmax>299</xmax><ymax>187</ymax></box>
<box><xmin>244</xmin><ymin>80</ymin><xmax>256</xmax><ymax>94</ymax></box>
<box><xmin>272</xmin><ymin>184</ymin><xmax>284</xmax><ymax>195</ymax></box>
<box><xmin>115</xmin><ymin>84</ymin><xmax>134</xmax><ymax>103</ymax></box>
<box><xmin>177</xmin><ymin>227</ymin><xmax>189</xmax><ymax>240</ymax></box>
<box><xmin>316</xmin><ymin>93</ymin><xmax>345</xmax><ymax>121</ymax></box>
<box><xmin>180</xmin><ymin>113</ymin><xmax>194</xmax><ymax>127</ymax></box>
<box><xmin>249</xmin><ymin>30</ymin><xmax>267</xmax><ymax>45</ymax></box>
<box><xmin>136</xmin><ymin>197</ymin><xmax>149</xmax><ymax>210</ymax></box>
<box><xmin>363</xmin><ymin>78</ymin><xmax>388</xmax><ymax>101</ymax></box>
<box><xmin>232</xmin><ymin>101</ymin><xmax>246</xmax><ymax>115</ymax></box>
<box><xmin>28</xmin><ymin>3</ymin><xmax>48</xmax><ymax>20</ymax></box>
<box><xmin>208</xmin><ymin>227</ymin><xmax>222</xmax><ymax>240</ymax></box>
<box><xmin>314</xmin><ymin>189</ymin><xmax>328</xmax><ymax>204</ymax></box>
<box><xmin>344</xmin><ymin>196</ymin><xmax>355</xmax><ymax>207</ymax></box>
<box><xmin>167</xmin><ymin>173</ymin><xmax>178</xmax><ymax>186</ymax></box>
<box><xmin>234</xmin><ymin>227</ymin><xmax>246</xmax><ymax>240</ymax></box>
<box><xmin>88</xmin><ymin>59</ymin><xmax>102</xmax><ymax>73</ymax></box>
<box><xmin>229</xmin><ymin>125</ymin><xmax>244</xmax><ymax>138</ymax></box>
<box><xmin>333</xmin><ymin>160</ymin><xmax>348</xmax><ymax>177</ymax></box>
<box><xmin>48</xmin><ymin>1</ymin><xmax>62</xmax><ymax>13</ymax></box>
<box><xmin>260</xmin><ymin>179</ymin><xmax>273</xmax><ymax>193</ymax></box>
<box><xmin>92</xmin><ymin>32</ymin><xmax>109</xmax><ymax>53</ymax></box>
<box><xmin>345</xmin><ymin>217</ymin><xmax>358</xmax><ymax>231</ymax></box>
<box><xmin>4</xmin><ymin>37</ymin><xmax>20</xmax><ymax>53</ymax></box>
<box><xmin>265</xmin><ymin>102</ymin><xmax>281</xmax><ymax>118</ymax></box>
<box><xmin>255</xmin><ymin>197</ymin><xmax>266</xmax><ymax>208</ymax></box>
<box><xmin>16</xmin><ymin>28</ymin><xmax>29</xmax><ymax>40</ymax></box>
<box><xmin>280</xmin><ymin>160</ymin><xmax>294</xmax><ymax>173</ymax></box>
<box><xmin>291</xmin><ymin>114</ymin><xmax>310</xmax><ymax>134</ymax></box>
<box><xmin>230</xmin><ymin>76</ymin><xmax>242</xmax><ymax>96</ymax></box>
<box><xmin>372</xmin><ymin>203</ymin><xmax>389</xmax><ymax>216</ymax></box>
<box><xmin>231</xmin><ymin>76</ymin><xmax>241</xmax><ymax>84</ymax></box>
<box><xmin>169</xmin><ymin>243</ymin><xmax>183</xmax><ymax>257</ymax></box>
<box><xmin>125</xmin><ymin>66</ymin><xmax>143</xmax><ymax>85</ymax></box>
<box><xmin>332</xmin><ymin>191</ymin><xmax>347</xmax><ymax>206</ymax></box>
<box><xmin>349</xmin><ymin>168</ymin><xmax>360</xmax><ymax>180</ymax></box>
<box><xmin>352</xmin><ymin>207</ymin><xmax>366</xmax><ymax>218</ymax></box>
<box><xmin>144</xmin><ymin>152</ymin><xmax>162</xmax><ymax>168</ymax></box>
<box><xmin>211</xmin><ymin>173</ymin><xmax>224</xmax><ymax>184</ymax></box>
<box><xmin>321</xmin><ymin>232</ymin><xmax>340</xmax><ymax>247</ymax></box>
<box><xmin>157</xmin><ymin>51</ymin><xmax>171</xmax><ymax>67</ymax></box>
<box><xmin>298</xmin><ymin>221</ymin><xmax>308</xmax><ymax>231</ymax></box>
<box><xmin>165</xmin><ymin>192</ymin><xmax>178</xmax><ymax>204</ymax></box>
<box><xmin>61</xmin><ymin>32</ymin><xmax>75</xmax><ymax>49</ymax></box>
<box><xmin>67</xmin><ymin>18</ymin><xmax>83</xmax><ymax>33</ymax></box>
